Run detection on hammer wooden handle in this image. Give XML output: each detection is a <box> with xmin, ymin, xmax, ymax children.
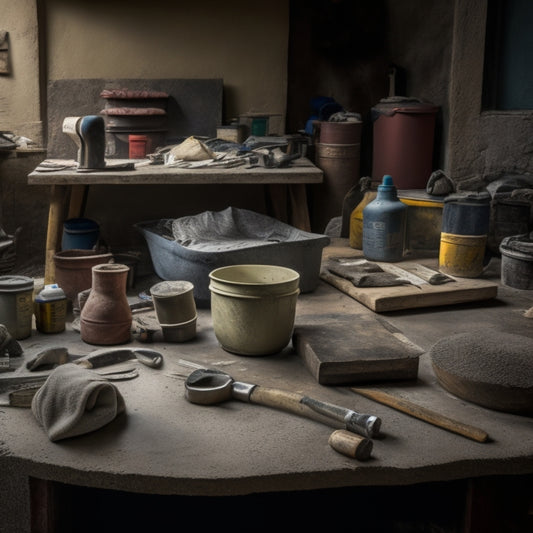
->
<box><xmin>250</xmin><ymin>386</ymin><xmax>380</xmax><ymax>438</ymax></box>
<box><xmin>351</xmin><ymin>388</ymin><xmax>489</xmax><ymax>443</ymax></box>
<box><xmin>251</xmin><ymin>386</ymin><xmax>351</xmax><ymax>428</ymax></box>
<box><xmin>250</xmin><ymin>387</ymin><xmax>373</xmax><ymax>460</ymax></box>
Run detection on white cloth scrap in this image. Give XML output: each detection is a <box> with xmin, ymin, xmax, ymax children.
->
<box><xmin>31</xmin><ymin>363</ymin><xmax>126</xmax><ymax>442</ymax></box>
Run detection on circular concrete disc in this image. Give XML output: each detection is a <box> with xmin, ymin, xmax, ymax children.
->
<box><xmin>429</xmin><ymin>330</ymin><xmax>533</xmax><ymax>416</ymax></box>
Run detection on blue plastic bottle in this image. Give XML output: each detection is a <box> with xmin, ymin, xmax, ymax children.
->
<box><xmin>362</xmin><ymin>175</ymin><xmax>407</xmax><ymax>262</ymax></box>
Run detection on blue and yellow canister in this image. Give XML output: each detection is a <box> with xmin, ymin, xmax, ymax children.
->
<box><xmin>439</xmin><ymin>192</ymin><xmax>491</xmax><ymax>278</ymax></box>
<box><xmin>34</xmin><ymin>284</ymin><xmax>67</xmax><ymax>333</ymax></box>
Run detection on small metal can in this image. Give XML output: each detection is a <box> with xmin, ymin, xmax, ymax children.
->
<box><xmin>34</xmin><ymin>284</ymin><xmax>67</xmax><ymax>334</ymax></box>
<box><xmin>0</xmin><ymin>275</ymin><xmax>34</xmax><ymax>340</ymax></box>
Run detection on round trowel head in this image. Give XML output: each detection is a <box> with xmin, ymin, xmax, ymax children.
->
<box><xmin>429</xmin><ymin>330</ymin><xmax>533</xmax><ymax>416</ymax></box>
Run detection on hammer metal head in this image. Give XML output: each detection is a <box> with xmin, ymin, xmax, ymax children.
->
<box><xmin>184</xmin><ymin>368</ymin><xmax>234</xmax><ymax>405</ymax></box>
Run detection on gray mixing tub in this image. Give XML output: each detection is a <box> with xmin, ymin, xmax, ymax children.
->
<box><xmin>135</xmin><ymin>207</ymin><xmax>330</xmax><ymax>308</ymax></box>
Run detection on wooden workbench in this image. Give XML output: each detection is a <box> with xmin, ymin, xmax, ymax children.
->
<box><xmin>28</xmin><ymin>157</ymin><xmax>323</xmax><ymax>283</ymax></box>
<box><xmin>1</xmin><ymin>242</ymin><xmax>532</xmax><ymax>532</ymax></box>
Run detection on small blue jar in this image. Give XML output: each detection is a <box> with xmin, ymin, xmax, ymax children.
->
<box><xmin>362</xmin><ymin>175</ymin><xmax>407</xmax><ymax>262</ymax></box>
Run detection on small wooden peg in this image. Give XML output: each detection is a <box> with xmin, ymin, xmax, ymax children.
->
<box><xmin>328</xmin><ymin>429</ymin><xmax>373</xmax><ymax>461</ymax></box>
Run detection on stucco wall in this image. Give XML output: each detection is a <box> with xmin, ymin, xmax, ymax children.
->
<box><xmin>0</xmin><ymin>0</ymin><xmax>43</xmax><ymax>145</ymax></box>
<box><xmin>38</xmin><ymin>0</ymin><xmax>291</xmax><ymax>257</ymax></box>
<box><xmin>386</xmin><ymin>0</ymin><xmax>454</xmax><ymax>173</ymax></box>
<box><xmin>44</xmin><ymin>0</ymin><xmax>289</xmax><ymax>131</ymax></box>
<box><xmin>448</xmin><ymin>0</ymin><xmax>533</xmax><ymax>188</ymax></box>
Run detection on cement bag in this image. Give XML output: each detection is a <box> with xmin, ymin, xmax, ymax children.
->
<box><xmin>169</xmin><ymin>136</ymin><xmax>216</xmax><ymax>161</ymax></box>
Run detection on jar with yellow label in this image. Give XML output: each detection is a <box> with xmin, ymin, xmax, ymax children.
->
<box><xmin>34</xmin><ymin>284</ymin><xmax>67</xmax><ymax>334</ymax></box>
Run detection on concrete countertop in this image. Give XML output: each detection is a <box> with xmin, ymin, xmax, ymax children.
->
<box><xmin>1</xmin><ymin>242</ymin><xmax>532</xmax><ymax>530</ymax></box>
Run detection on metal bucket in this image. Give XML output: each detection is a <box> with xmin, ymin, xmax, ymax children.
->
<box><xmin>500</xmin><ymin>234</ymin><xmax>533</xmax><ymax>289</ymax></box>
<box><xmin>313</xmin><ymin>142</ymin><xmax>361</xmax><ymax>233</ymax></box>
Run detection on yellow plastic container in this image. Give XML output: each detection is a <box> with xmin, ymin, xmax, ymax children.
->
<box><xmin>439</xmin><ymin>233</ymin><xmax>487</xmax><ymax>278</ymax></box>
<box><xmin>398</xmin><ymin>193</ymin><xmax>444</xmax><ymax>252</ymax></box>
<box><xmin>349</xmin><ymin>189</ymin><xmax>377</xmax><ymax>249</ymax></box>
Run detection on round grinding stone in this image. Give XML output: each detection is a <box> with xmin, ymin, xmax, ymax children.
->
<box><xmin>429</xmin><ymin>330</ymin><xmax>533</xmax><ymax>416</ymax></box>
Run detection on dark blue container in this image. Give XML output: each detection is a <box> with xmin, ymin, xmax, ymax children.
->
<box><xmin>441</xmin><ymin>192</ymin><xmax>491</xmax><ymax>235</ymax></box>
<box><xmin>362</xmin><ymin>175</ymin><xmax>407</xmax><ymax>262</ymax></box>
<box><xmin>61</xmin><ymin>218</ymin><xmax>100</xmax><ymax>251</ymax></box>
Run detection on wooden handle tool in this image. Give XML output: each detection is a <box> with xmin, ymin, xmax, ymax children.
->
<box><xmin>351</xmin><ymin>388</ymin><xmax>489</xmax><ymax>443</ymax></box>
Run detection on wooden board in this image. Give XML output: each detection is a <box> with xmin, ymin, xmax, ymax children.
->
<box><xmin>320</xmin><ymin>241</ymin><xmax>498</xmax><ymax>313</ymax></box>
<box><xmin>292</xmin><ymin>313</ymin><xmax>423</xmax><ymax>385</ymax></box>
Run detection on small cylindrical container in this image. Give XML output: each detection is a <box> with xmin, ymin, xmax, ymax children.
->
<box><xmin>0</xmin><ymin>275</ymin><xmax>34</xmax><ymax>340</ymax></box>
<box><xmin>439</xmin><ymin>192</ymin><xmax>491</xmax><ymax>278</ymax></box>
<box><xmin>129</xmin><ymin>134</ymin><xmax>148</xmax><ymax>159</ymax></box>
<box><xmin>439</xmin><ymin>234</ymin><xmax>488</xmax><ymax>278</ymax></box>
<box><xmin>499</xmin><ymin>234</ymin><xmax>533</xmax><ymax>289</ymax></box>
<box><xmin>34</xmin><ymin>284</ymin><xmax>67</xmax><ymax>333</ymax></box>
<box><xmin>362</xmin><ymin>175</ymin><xmax>407</xmax><ymax>262</ymax></box>
<box><xmin>150</xmin><ymin>280</ymin><xmax>196</xmax><ymax>324</ymax></box>
<box><xmin>150</xmin><ymin>280</ymin><xmax>197</xmax><ymax>343</ymax></box>
<box><xmin>441</xmin><ymin>192</ymin><xmax>491</xmax><ymax>235</ymax></box>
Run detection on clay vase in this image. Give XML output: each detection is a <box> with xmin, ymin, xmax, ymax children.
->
<box><xmin>80</xmin><ymin>263</ymin><xmax>132</xmax><ymax>345</ymax></box>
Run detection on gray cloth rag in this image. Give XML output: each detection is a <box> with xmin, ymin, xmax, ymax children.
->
<box><xmin>31</xmin><ymin>363</ymin><xmax>126</xmax><ymax>442</ymax></box>
<box><xmin>327</xmin><ymin>260</ymin><xmax>411</xmax><ymax>287</ymax></box>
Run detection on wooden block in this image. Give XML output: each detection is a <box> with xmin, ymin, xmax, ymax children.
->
<box><xmin>321</xmin><ymin>268</ymin><xmax>498</xmax><ymax>312</ymax></box>
<box><xmin>293</xmin><ymin>313</ymin><xmax>423</xmax><ymax>385</ymax></box>
<box><xmin>319</xmin><ymin>243</ymin><xmax>498</xmax><ymax>313</ymax></box>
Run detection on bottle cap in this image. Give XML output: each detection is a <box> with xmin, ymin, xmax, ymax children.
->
<box><xmin>35</xmin><ymin>284</ymin><xmax>66</xmax><ymax>302</ymax></box>
<box><xmin>378</xmin><ymin>174</ymin><xmax>395</xmax><ymax>191</ymax></box>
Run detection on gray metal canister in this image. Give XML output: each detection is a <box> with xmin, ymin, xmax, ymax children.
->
<box><xmin>0</xmin><ymin>275</ymin><xmax>34</xmax><ymax>339</ymax></box>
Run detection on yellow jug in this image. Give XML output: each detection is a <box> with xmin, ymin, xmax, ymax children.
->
<box><xmin>349</xmin><ymin>178</ymin><xmax>377</xmax><ymax>249</ymax></box>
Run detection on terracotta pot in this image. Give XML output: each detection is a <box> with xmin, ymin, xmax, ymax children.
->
<box><xmin>53</xmin><ymin>249</ymin><xmax>113</xmax><ymax>304</ymax></box>
<box><xmin>80</xmin><ymin>263</ymin><xmax>132</xmax><ymax>345</ymax></box>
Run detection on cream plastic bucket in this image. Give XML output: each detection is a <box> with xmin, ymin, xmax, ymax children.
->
<box><xmin>209</xmin><ymin>264</ymin><xmax>300</xmax><ymax>356</ymax></box>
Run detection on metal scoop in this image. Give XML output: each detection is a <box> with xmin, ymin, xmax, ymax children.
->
<box><xmin>184</xmin><ymin>368</ymin><xmax>381</xmax><ymax>439</ymax></box>
<box><xmin>26</xmin><ymin>346</ymin><xmax>163</xmax><ymax>372</ymax></box>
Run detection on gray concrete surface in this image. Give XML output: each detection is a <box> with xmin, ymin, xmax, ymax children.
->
<box><xmin>0</xmin><ymin>246</ymin><xmax>532</xmax><ymax>532</ymax></box>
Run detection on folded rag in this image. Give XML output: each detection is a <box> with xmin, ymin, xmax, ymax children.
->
<box><xmin>31</xmin><ymin>363</ymin><xmax>126</xmax><ymax>442</ymax></box>
<box><xmin>327</xmin><ymin>260</ymin><xmax>411</xmax><ymax>287</ymax></box>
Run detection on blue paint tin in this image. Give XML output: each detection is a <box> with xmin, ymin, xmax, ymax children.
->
<box><xmin>62</xmin><ymin>218</ymin><xmax>100</xmax><ymax>251</ymax></box>
<box><xmin>441</xmin><ymin>192</ymin><xmax>491</xmax><ymax>235</ymax></box>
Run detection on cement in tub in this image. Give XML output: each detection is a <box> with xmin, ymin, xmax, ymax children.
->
<box><xmin>134</xmin><ymin>207</ymin><xmax>330</xmax><ymax>308</ymax></box>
